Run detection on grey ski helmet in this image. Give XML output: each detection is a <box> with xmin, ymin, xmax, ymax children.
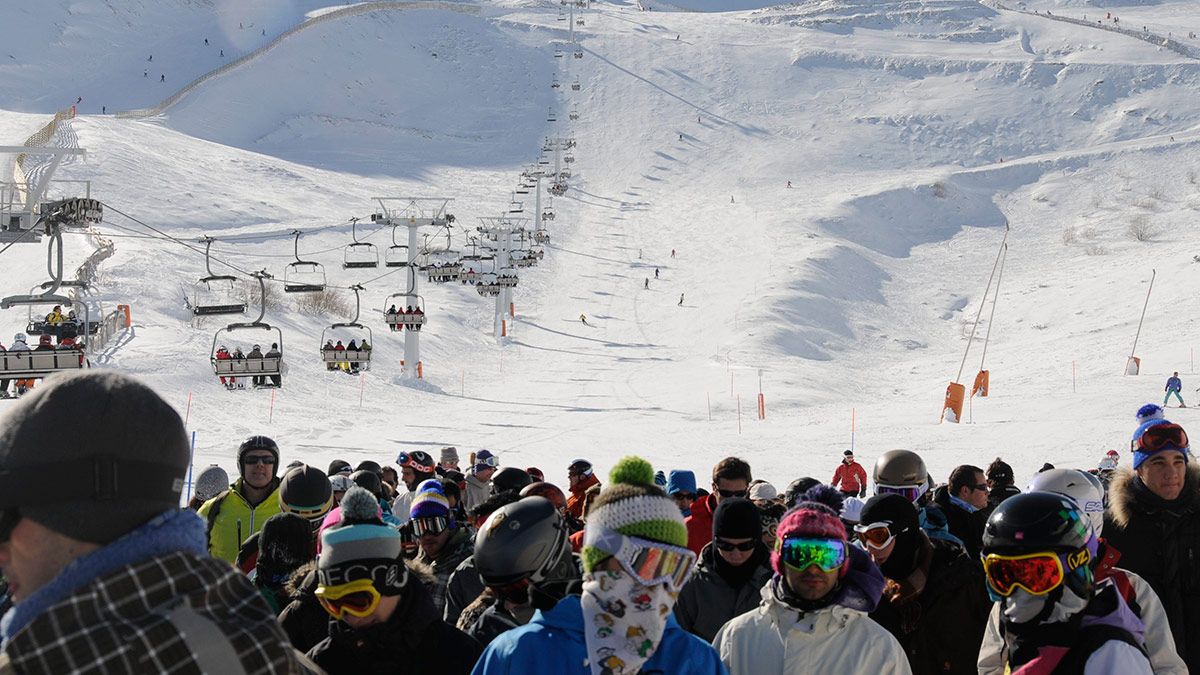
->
<box><xmin>474</xmin><ymin>496</ymin><xmax>571</xmax><ymax>589</ymax></box>
<box><xmin>873</xmin><ymin>449</ymin><xmax>927</xmax><ymax>488</ymax></box>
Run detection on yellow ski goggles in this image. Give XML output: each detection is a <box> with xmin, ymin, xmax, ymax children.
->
<box><xmin>315</xmin><ymin>578</ymin><xmax>382</xmax><ymax>619</ymax></box>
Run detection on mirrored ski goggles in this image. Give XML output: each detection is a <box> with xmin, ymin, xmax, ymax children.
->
<box><xmin>315</xmin><ymin>579</ymin><xmax>382</xmax><ymax>619</ymax></box>
<box><xmin>412</xmin><ymin>516</ymin><xmax>450</xmax><ymax>537</ymax></box>
<box><xmin>876</xmin><ymin>483</ymin><xmax>927</xmax><ymax>503</ymax></box>
<box><xmin>777</xmin><ymin>537</ymin><xmax>847</xmax><ymax>573</ymax></box>
<box><xmin>584</xmin><ymin>527</ymin><xmax>697</xmax><ymax>591</ymax></box>
<box><xmin>476</xmin><ymin>454</ymin><xmax>501</xmax><ymax>469</ymax></box>
<box><xmin>1133</xmin><ymin>423</ymin><xmax>1189</xmax><ymax>454</ymax></box>
<box><xmin>982</xmin><ymin>550</ymin><xmax>1089</xmax><ymax>597</ymax></box>
<box><xmin>396</xmin><ymin>451</ymin><xmax>435</xmax><ymax>471</ymax></box>
<box><xmin>853</xmin><ymin>522</ymin><xmax>901</xmax><ymax>549</ymax></box>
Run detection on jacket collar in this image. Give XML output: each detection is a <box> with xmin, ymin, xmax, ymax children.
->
<box><xmin>1107</xmin><ymin>463</ymin><xmax>1200</xmax><ymax>529</ymax></box>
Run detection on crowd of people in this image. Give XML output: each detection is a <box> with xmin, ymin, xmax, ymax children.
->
<box><xmin>0</xmin><ymin>372</ymin><xmax>1198</xmax><ymax>674</ymax></box>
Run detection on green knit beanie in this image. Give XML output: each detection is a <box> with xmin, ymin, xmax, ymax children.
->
<box><xmin>581</xmin><ymin>456</ymin><xmax>690</xmax><ymax>573</ymax></box>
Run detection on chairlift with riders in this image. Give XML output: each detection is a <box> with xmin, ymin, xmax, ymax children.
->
<box><xmin>210</xmin><ymin>271</ymin><xmax>284</xmax><ymax>389</ymax></box>
<box><xmin>321</xmin><ymin>284</ymin><xmax>372</xmax><ymax>372</ymax></box>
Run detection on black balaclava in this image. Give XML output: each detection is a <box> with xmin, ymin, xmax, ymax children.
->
<box><xmin>712</xmin><ymin>498</ymin><xmax>767</xmax><ymax>587</ymax></box>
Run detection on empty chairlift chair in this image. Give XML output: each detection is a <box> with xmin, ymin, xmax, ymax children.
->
<box><xmin>283</xmin><ymin>230</ymin><xmax>327</xmax><ymax>293</ymax></box>
<box><xmin>191</xmin><ymin>237</ymin><xmax>246</xmax><ymax>316</ymax></box>
<box><xmin>343</xmin><ymin>219</ymin><xmax>379</xmax><ymax>269</ymax></box>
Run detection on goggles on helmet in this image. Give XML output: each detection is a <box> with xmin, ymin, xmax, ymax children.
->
<box><xmin>1133</xmin><ymin>423</ymin><xmax>1189</xmax><ymax>454</ymax></box>
<box><xmin>476</xmin><ymin>454</ymin><xmax>501</xmax><ymax>469</ymax></box>
<box><xmin>584</xmin><ymin>527</ymin><xmax>696</xmax><ymax>592</ymax></box>
<box><xmin>853</xmin><ymin>521</ymin><xmax>901</xmax><ymax>550</ymax></box>
<box><xmin>777</xmin><ymin>537</ymin><xmax>848</xmax><ymax>573</ymax></box>
<box><xmin>876</xmin><ymin>483</ymin><xmax>927</xmax><ymax>503</ymax></box>
<box><xmin>315</xmin><ymin>578</ymin><xmax>381</xmax><ymax>619</ymax></box>
<box><xmin>982</xmin><ymin>550</ymin><xmax>1090</xmax><ymax>597</ymax></box>
<box><xmin>397</xmin><ymin>451</ymin><xmax>435</xmax><ymax>471</ymax></box>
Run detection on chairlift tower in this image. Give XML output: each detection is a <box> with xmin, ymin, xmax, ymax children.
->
<box><xmin>371</xmin><ymin>197</ymin><xmax>452</xmax><ymax>378</ymax></box>
<box><xmin>478</xmin><ymin>216</ymin><xmax>529</xmax><ymax>342</ymax></box>
<box><xmin>545</xmin><ymin>137</ymin><xmax>573</xmax><ymax>196</ymax></box>
<box><xmin>0</xmin><ymin>146</ymin><xmax>93</xmax><ymax>243</ymax></box>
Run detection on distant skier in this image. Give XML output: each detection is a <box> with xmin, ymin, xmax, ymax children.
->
<box><xmin>144</xmin><ymin>70</ymin><xmax>148</xmax><ymax>78</ymax></box>
<box><xmin>730</xmin><ymin>195</ymin><xmax>734</xmax><ymax>203</ymax></box>
<box><xmin>670</xmin><ymin>249</ymin><xmax>675</xmax><ymax>258</ymax></box>
<box><xmin>148</xmin><ymin>54</ymin><xmax>152</xmax><ymax>62</ymax></box>
<box><xmin>580</xmin><ymin>314</ymin><xmax>588</xmax><ymax>325</ymax></box>
<box><xmin>220</xmin><ymin>49</ymin><xmax>224</xmax><ymax>57</ymax></box>
<box><xmin>786</xmin><ymin>180</ymin><xmax>792</xmax><ymax>188</ymax></box>
<box><xmin>101</xmin><ymin>106</ymin><xmax>105</xmax><ymax>114</ymax></box>
<box><xmin>75</xmin><ymin>96</ymin><xmax>82</xmax><ymax>104</ymax></box>
<box><xmin>1165</xmin><ymin>371</ymin><xmax>1186</xmax><ymax>407</ymax></box>
<box><xmin>204</xmin><ymin>38</ymin><xmax>209</xmax><ymax>45</ymax></box>
<box><xmin>677</xmin><ymin>293</ymin><xmax>684</xmax><ymax>306</ymax></box>
<box><xmin>160</xmin><ymin>74</ymin><xmax>165</xmax><ymax>82</ymax></box>
<box><xmin>654</xmin><ymin>268</ymin><xmax>659</xmax><ymax>279</ymax></box>
<box><xmin>644</xmin><ymin>278</ymin><xmax>649</xmax><ymax>289</ymax></box>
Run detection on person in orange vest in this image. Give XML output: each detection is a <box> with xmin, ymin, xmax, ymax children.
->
<box><xmin>831</xmin><ymin>450</ymin><xmax>867</xmax><ymax>499</ymax></box>
<box><xmin>565</xmin><ymin>459</ymin><xmax>600</xmax><ymax>520</ymax></box>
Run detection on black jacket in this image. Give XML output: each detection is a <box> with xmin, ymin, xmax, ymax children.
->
<box><xmin>987</xmin><ymin>484</ymin><xmax>1021</xmax><ymax>509</ymax></box>
<box><xmin>673</xmin><ymin>541</ymin><xmax>773</xmax><ymax>642</ymax></box>
<box><xmin>1104</xmin><ymin>465</ymin><xmax>1200</xmax><ymax>673</ymax></box>
<box><xmin>932</xmin><ymin>486</ymin><xmax>986</xmax><ymax>560</ymax></box>
<box><xmin>870</xmin><ymin>534</ymin><xmax>992</xmax><ymax>674</ymax></box>
<box><xmin>306</xmin><ymin>573</ymin><xmax>481</xmax><ymax>675</ymax></box>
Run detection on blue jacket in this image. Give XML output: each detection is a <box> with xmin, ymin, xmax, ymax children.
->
<box><xmin>472</xmin><ymin>594</ymin><xmax>728</xmax><ymax>675</ymax></box>
<box><xmin>1167</xmin><ymin>377</ymin><xmax>1182</xmax><ymax>392</ymax></box>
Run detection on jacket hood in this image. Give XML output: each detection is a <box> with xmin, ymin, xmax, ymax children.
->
<box><xmin>1107</xmin><ymin>463</ymin><xmax>1200</xmax><ymax>529</ymax></box>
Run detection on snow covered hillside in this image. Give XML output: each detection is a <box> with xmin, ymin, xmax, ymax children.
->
<box><xmin>2</xmin><ymin>0</ymin><xmax>1200</xmax><ymax>492</ymax></box>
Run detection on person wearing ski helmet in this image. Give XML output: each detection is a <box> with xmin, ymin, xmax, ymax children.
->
<box><xmin>977</xmin><ymin>469</ymin><xmax>1186</xmax><ymax>675</ymax></box>
<box><xmin>235</xmin><ymin>463</ymin><xmax>333</xmax><ymax>574</ymax></box>
<box><xmin>442</xmin><ymin>492</ymin><xmax>523</xmax><ymax>625</ymax></box>
<box><xmin>304</xmin><ymin>487</ymin><xmax>482</xmax><ymax>674</ymax></box>
<box><xmin>198</xmin><ymin>435</ymin><xmax>283</xmax><ymax>563</ymax></box>
<box><xmin>714</xmin><ymin>485</ymin><xmax>909</xmax><ymax>674</ymax></box>
<box><xmin>857</xmin><ymin>493</ymin><xmax>991</xmax><ymax>674</ymax></box>
<box><xmin>873</xmin><ymin>449</ymin><xmax>962</xmax><ymax>548</ymax></box>
<box><xmin>984</xmin><ymin>492</ymin><xmax>1152</xmax><ymax>673</ymax></box>
<box><xmin>985</xmin><ymin>457</ymin><xmax>1021</xmax><ymax>508</ymax></box>
<box><xmin>465</xmin><ymin>450</ymin><xmax>500</xmax><ymax>514</ymax></box>
<box><xmin>390</xmin><ymin>450</ymin><xmax>437</xmax><ymax>524</ymax></box>
<box><xmin>461</xmin><ymin>495</ymin><xmax>580</xmax><ymax>646</ymax></box>
<box><xmin>329</xmin><ymin>474</ymin><xmax>353</xmax><ymax>505</ymax></box>
<box><xmin>491</xmin><ymin>466</ymin><xmax>532</xmax><ymax>495</ymax></box>
<box><xmin>473</xmin><ymin>456</ymin><xmax>723</xmax><ymax>675</ymax></box>
<box><xmin>1105</xmin><ymin>419</ymin><xmax>1200</xmax><ymax>672</ymax></box>
<box><xmin>565</xmin><ymin>458</ymin><xmax>600</xmax><ymax>520</ymax></box>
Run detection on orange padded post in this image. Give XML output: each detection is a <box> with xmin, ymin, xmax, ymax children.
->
<box><xmin>119</xmin><ymin>304</ymin><xmax>132</xmax><ymax>327</ymax></box>
<box><xmin>417</xmin><ymin>361</ymin><xmax>423</xmax><ymax>379</ymax></box>
<box><xmin>942</xmin><ymin>382</ymin><xmax>966</xmax><ymax>423</ymax></box>
<box><xmin>972</xmin><ymin>370</ymin><xmax>990</xmax><ymax>398</ymax></box>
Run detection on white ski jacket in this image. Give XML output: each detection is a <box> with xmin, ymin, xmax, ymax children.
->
<box><xmin>712</xmin><ymin>583</ymin><xmax>912</xmax><ymax>675</ymax></box>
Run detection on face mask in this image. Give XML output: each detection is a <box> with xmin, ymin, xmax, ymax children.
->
<box><xmin>581</xmin><ymin>569</ymin><xmax>676</xmax><ymax>675</ymax></box>
<box><xmin>1001</xmin><ymin>586</ymin><xmax>1088</xmax><ymax>625</ymax></box>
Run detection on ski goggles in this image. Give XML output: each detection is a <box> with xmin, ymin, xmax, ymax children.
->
<box><xmin>854</xmin><ymin>522</ymin><xmax>901</xmax><ymax>550</ymax></box>
<box><xmin>777</xmin><ymin>537</ymin><xmax>848</xmax><ymax>573</ymax></box>
<box><xmin>584</xmin><ymin>527</ymin><xmax>697</xmax><ymax>591</ymax></box>
<box><xmin>476</xmin><ymin>454</ymin><xmax>501</xmax><ymax>469</ymax></box>
<box><xmin>876</xmin><ymin>483</ymin><xmax>927</xmax><ymax>503</ymax></box>
<box><xmin>396</xmin><ymin>451</ymin><xmax>435</xmax><ymax>471</ymax></box>
<box><xmin>1132</xmin><ymin>423</ymin><xmax>1189</xmax><ymax>453</ymax></box>
<box><xmin>412</xmin><ymin>516</ymin><xmax>451</xmax><ymax>537</ymax></box>
<box><xmin>982</xmin><ymin>550</ymin><xmax>1089</xmax><ymax>597</ymax></box>
<box><xmin>315</xmin><ymin>579</ymin><xmax>382</xmax><ymax>619</ymax></box>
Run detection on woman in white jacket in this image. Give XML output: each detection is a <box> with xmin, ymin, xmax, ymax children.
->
<box><xmin>713</xmin><ymin>486</ymin><xmax>911</xmax><ymax>675</ymax></box>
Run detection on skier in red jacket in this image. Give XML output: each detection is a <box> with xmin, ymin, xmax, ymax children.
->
<box><xmin>831</xmin><ymin>450</ymin><xmax>867</xmax><ymax>498</ymax></box>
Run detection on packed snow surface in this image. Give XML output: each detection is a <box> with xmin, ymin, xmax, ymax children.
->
<box><xmin>2</xmin><ymin>0</ymin><xmax>1200</xmax><ymax>495</ymax></box>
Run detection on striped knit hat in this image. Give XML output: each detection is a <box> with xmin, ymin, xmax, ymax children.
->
<box><xmin>410</xmin><ymin>479</ymin><xmax>453</xmax><ymax>524</ymax></box>
<box><xmin>318</xmin><ymin>488</ymin><xmax>407</xmax><ymax>595</ymax></box>
<box><xmin>581</xmin><ymin>456</ymin><xmax>689</xmax><ymax>573</ymax></box>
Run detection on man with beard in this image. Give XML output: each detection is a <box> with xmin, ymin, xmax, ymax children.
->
<box><xmin>984</xmin><ymin>492</ymin><xmax>1152</xmax><ymax>673</ymax></box>
<box><xmin>858</xmin><ymin>494</ymin><xmax>991</xmax><ymax>674</ymax></box>
<box><xmin>675</xmin><ymin>498</ymin><xmax>772</xmax><ymax>642</ymax></box>
<box><xmin>472</xmin><ymin>456</ymin><xmax>723</xmax><ymax>674</ymax></box>
<box><xmin>713</xmin><ymin>486</ymin><xmax>909</xmax><ymax>674</ymax></box>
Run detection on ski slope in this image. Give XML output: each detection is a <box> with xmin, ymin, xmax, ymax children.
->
<box><xmin>2</xmin><ymin>0</ymin><xmax>1200</xmax><ymax>493</ymax></box>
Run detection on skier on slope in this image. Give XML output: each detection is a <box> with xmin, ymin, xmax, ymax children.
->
<box><xmin>644</xmin><ymin>278</ymin><xmax>649</xmax><ymax>289</ymax></box>
<box><xmin>678</xmin><ymin>293</ymin><xmax>684</xmax><ymax>306</ymax></box>
<box><xmin>1165</xmin><ymin>371</ymin><xmax>1186</xmax><ymax>407</ymax></box>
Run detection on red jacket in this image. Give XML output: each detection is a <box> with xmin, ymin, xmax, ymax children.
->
<box><xmin>566</xmin><ymin>473</ymin><xmax>600</xmax><ymax>520</ymax></box>
<box><xmin>831</xmin><ymin>460</ymin><xmax>867</xmax><ymax>494</ymax></box>
<box><xmin>684</xmin><ymin>494</ymin><xmax>718</xmax><ymax>556</ymax></box>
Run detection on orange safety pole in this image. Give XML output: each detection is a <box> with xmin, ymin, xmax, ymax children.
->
<box><xmin>502</xmin><ymin>319</ymin><xmax>507</xmax><ymax>337</ymax></box>
<box><xmin>757</xmin><ymin>393</ymin><xmax>765</xmax><ymax>420</ymax></box>
<box><xmin>851</xmin><ymin>408</ymin><xmax>856</xmax><ymax>452</ymax></box>
<box><xmin>510</xmin><ymin>302</ymin><xmax>515</xmax><ymax>317</ymax></box>
<box><xmin>184</xmin><ymin>392</ymin><xmax>193</xmax><ymax>427</ymax></box>
<box><xmin>417</xmin><ymin>362</ymin><xmax>423</xmax><ymax>379</ymax></box>
<box><xmin>268</xmin><ymin>389</ymin><xmax>276</xmax><ymax>424</ymax></box>
<box><xmin>119</xmin><ymin>304</ymin><xmax>132</xmax><ymax>328</ymax></box>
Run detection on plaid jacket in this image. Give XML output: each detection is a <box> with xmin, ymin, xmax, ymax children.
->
<box><xmin>0</xmin><ymin>550</ymin><xmax>307</xmax><ymax>675</ymax></box>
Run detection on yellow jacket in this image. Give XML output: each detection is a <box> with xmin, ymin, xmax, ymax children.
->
<box><xmin>197</xmin><ymin>478</ymin><xmax>281</xmax><ymax>563</ymax></box>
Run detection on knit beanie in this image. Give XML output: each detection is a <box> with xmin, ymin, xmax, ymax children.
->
<box><xmin>410</xmin><ymin>480</ymin><xmax>453</xmax><ymax>523</ymax></box>
<box><xmin>666</xmin><ymin>470</ymin><xmax>697</xmax><ymax>496</ymax></box>
<box><xmin>1132</xmin><ymin>419</ymin><xmax>1191</xmax><ymax>470</ymax></box>
<box><xmin>474</xmin><ymin>449</ymin><xmax>497</xmax><ymax>473</ymax></box>
<box><xmin>0</xmin><ymin>371</ymin><xmax>189</xmax><ymax>544</ymax></box>
<box><xmin>1136</xmin><ymin>403</ymin><xmax>1165</xmax><ymax>424</ymax></box>
<box><xmin>841</xmin><ymin>496</ymin><xmax>865</xmax><ymax>525</ymax></box>
<box><xmin>773</xmin><ymin>485</ymin><xmax>847</xmax><ymax>576</ymax></box>
<box><xmin>257</xmin><ymin>512</ymin><xmax>314</xmax><ymax>583</ymax></box>
<box><xmin>581</xmin><ymin>456</ymin><xmax>689</xmax><ymax>573</ymax></box>
<box><xmin>195</xmin><ymin>464</ymin><xmax>230</xmax><ymax>502</ymax></box>
<box><xmin>317</xmin><ymin>487</ymin><xmax>406</xmax><ymax>594</ymax></box>
<box><xmin>440</xmin><ymin>446</ymin><xmax>460</xmax><ymax>465</ymax></box>
<box><xmin>749</xmin><ymin>480</ymin><xmax>778</xmax><ymax>501</ymax></box>
<box><xmin>713</xmin><ymin>497</ymin><xmax>762</xmax><ymax>540</ymax></box>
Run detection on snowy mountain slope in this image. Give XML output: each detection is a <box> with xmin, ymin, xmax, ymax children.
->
<box><xmin>2</xmin><ymin>0</ymin><xmax>1200</xmax><ymax>490</ymax></box>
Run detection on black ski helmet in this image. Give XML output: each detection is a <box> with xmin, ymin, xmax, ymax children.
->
<box><xmin>355</xmin><ymin>460</ymin><xmax>384</xmax><ymax>479</ymax></box>
<box><xmin>783</xmin><ymin>477</ymin><xmax>820</xmax><ymax>508</ymax></box>
<box><xmin>327</xmin><ymin>459</ymin><xmax>352</xmax><ymax>476</ymax></box>
<box><xmin>238</xmin><ymin>436</ymin><xmax>280</xmax><ymax>473</ymax></box>
<box><xmin>278</xmin><ymin>464</ymin><xmax>333</xmax><ymax>524</ymax></box>
<box><xmin>873</xmin><ymin>449</ymin><xmax>927</xmax><ymax>487</ymax></box>
<box><xmin>474</xmin><ymin>496</ymin><xmax>571</xmax><ymax>588</ymax></box>
<box><xmin>350</xmin><ymin>469</ymin><xmax>383</xmax><ymax>499</ymax></box>
<box><xmin>491</xmin><ymin>467</ymin><xmax>532</xmax><ymax>495</ymax></box>
<box><xmin>983</xmin><ymin>491</ymin><xmax>1091</xmax><ymax>555</ymax></box>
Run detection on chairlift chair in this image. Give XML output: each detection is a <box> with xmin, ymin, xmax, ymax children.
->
<box><xmin>210</xmin><ymin>272</ymin><xmax>284</xmax><ymax>388</ymax></box>
<box><xmin>571</xmin><ymin>79</ymin><xmax>581</xmax><ymax>91</ymax></box>
<box><xmin>565</xmin><ymin>154</ymin><xmax>575</xmax><ymax>164</ymax></box>
<box><xmin>283</xmin><ymin>230</ymin><xmax>327</xmax><ymax>293</ymax></box>
<box><xmin>576</xmin><ymin>17</ymin><xmax>584</xmax><ymax>25</ymax></box>
<box><xmin>549</xmin><ymin>182</ymin><xmax>568</xmax><ymax>196</ymax></box>
<box><xmin>569</xmin><ymin>108</ymin><xmax>580</xmax><ymax>120</ymax></box>
<box><xmin>191</xmin><ymin>237</ymin><xmax>246</xmax><ymax>316</ymax></box>
<box><xmin>383</xmin><ymin>293</ymin><xmax>427</xmax><ymax>332</ymax></box>
<box><xmin>542</xmin><ymin>208</ymin><xmax>555</xmax><ymax>221</ymax></box>
<box><xmin>508</xmin><ymin>195</ymin><xmax>524</xmax><ymax>214</ymax></box>
<box><xmin>321</xmin><ymin>285</ymin><xmax>373</xmax><ymax>371</ymax></box>
<box><xmin>343</xmin><ymin>219</ymin><xmax>380</xmax><ymax>269</ymax></box>
<box><xmin>573</xmin><ymin>49</ymin><xmax>583</xmax><ymax>59</ymax></box>
<box><xmin>551</xmin><ymin>76</ymin><xmax>561</xmax><ymax>90</ymax></box>
<box><xmin>497</xmin><ymin>267</ymin><xmax>520</xmax><ymax>288</ymax></box>
<box><xmin>534</xmin><ymin>229</ymin><xmax>551</xmax><ymax>244</ymax></box>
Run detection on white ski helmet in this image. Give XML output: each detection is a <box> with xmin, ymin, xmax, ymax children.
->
<box><xmin>1026</xmin><ymin>469</ymin><xmax>1106</xmax><ymax>536</ymax></box>
<box><xmin>13</xmin><ymin>333</ymin><xmax>26</xmax><ymax>343</ymax></box>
